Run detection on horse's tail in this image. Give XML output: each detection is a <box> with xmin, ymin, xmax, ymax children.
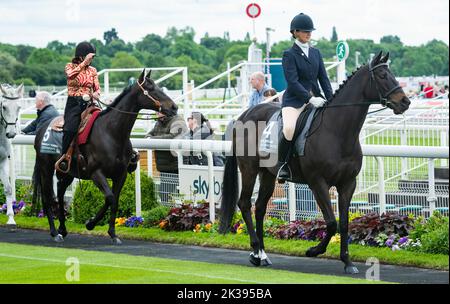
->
<box><xmin>218</xmin><ymin>154</ymin><xmax>239</xmax><ymax>234</ymax></box>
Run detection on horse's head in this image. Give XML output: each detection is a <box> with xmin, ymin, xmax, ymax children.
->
<box><xmin>0</xmin><ymin>83</ymin><xmax>23</xmax><ymax>138</ymax></box>
<box><xmin>135</xmin><ymin>69</ymin><xmax>178</xmax><ymax>117</ymax></box>
<box><xmin>364</xmin><ymin>51</ymin><xmax>410</xmax><ymax>114</ymax></box>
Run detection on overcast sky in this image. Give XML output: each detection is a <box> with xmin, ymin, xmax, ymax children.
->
<box><xmin>0</xmin><ymin>0</ymin><xmax>448</xmax><ymax>48</ymax></box>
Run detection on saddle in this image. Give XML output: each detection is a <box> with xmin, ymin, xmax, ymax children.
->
<box><xmin>259</xmin><ymin>104</ymin><xmax>320</xmax><ymax>157</ymax></box>
<box><xmin>54</xmin><ymin>105</ymin><xmax>102</xmax><ymax>173</ymax></box>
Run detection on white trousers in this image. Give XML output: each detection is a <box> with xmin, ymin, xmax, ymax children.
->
<box><xmin>281</xmin><ymin>105</ymin><xmax>307</xmax><ymax>141</ymax></box>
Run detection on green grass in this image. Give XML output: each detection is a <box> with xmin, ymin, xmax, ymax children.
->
<box><xmin>1</xmin><ymin>214</ymin><xmax>448</xmax><ymax>271</ymax></box>
<box><xmin>0</xmin><ymin>243</ymin><xmax>381</xmax><ymax>284</ymax></box>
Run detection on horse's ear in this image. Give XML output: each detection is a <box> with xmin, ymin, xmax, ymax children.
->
<box><xmin>138</xmin><ymin>69</ymin><xmax>146</xmax><ymax>83</ymax></box>
<box><xmin>0</xmin><ymin>84</ymin><xmax>7</xmax><ymax>95</ymax></box>
<box><xmin>372</xmin><ymin>51</ymin><xmax>383</xmax><ymax>64</ymax></box>
<box><xmin>146</xmin><ymin>69</ymin><xmax>152</xmax><ymax>79</ymax></box>
<box><xmin>381</xmin><ymin>52</ymin><xmax>390</xmax><ymax>63</ymax></box>
<box><xmin>17</xmin><ymin>83</ymin><xmax>24</xmax><ymax>97</ymax></box>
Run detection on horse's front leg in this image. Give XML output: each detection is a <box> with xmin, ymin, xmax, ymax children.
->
<box><xmin>0</xmin><ymin>159</ymin><xmax>16</xmax><ymax>228</ymax></box>
<box><xmin>337</xmin><ymin>179</ymin><xmax>359</xmax><ymax>274</ymax></box>
<box><xmin>56</xmin><ymin>175</ymin><xmax>74</xmax><ymax>238</ymax></box>
<box><xmin>307</xmin><ymin>179</ymin><xmax>337</xmax><ymax>257</ymax></box>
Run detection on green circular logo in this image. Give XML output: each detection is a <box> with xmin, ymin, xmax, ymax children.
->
<box><xmin>336</xmin><ymin>41</ymin><xmax>349</xmax><ymax>61</ymax></box>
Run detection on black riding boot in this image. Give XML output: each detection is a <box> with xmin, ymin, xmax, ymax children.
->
<box><xmin>277</xmin><ymin>134</ymin><xmax>293</xmax><ymax>183</ymax></box>
<box><xmin>58</xmin><ymin>131</ymin><xmax>76</xmax><ymax>172</ymax></box>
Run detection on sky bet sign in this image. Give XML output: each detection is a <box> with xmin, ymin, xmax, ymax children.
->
<box><xmin>179</xmin><ymin>166</ymin><xmax>225</xmax><ymax>201</ymax></box>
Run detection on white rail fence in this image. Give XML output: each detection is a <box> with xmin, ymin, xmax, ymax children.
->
<box><xmin>9</xmin><ymin>136</ymin><xmax>449</xmax><ymax>222</ymax></box>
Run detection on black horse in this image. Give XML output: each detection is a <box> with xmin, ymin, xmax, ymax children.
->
<box><xmin>32</xmin><ymin>70</ymin><xmax>177</xmax><ymax>244</ymax></box>
<box><xmin>219</xmin><ymin>52</ymin><xmax>410</xmax><ymax>273</ymax></box>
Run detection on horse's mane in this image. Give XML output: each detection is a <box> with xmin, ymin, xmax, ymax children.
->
<box><xmin>329</xmin><ymin>65</ymin><xmax>365</xmax><ymax>101</ymax></box>
<box><xmin>99</xmin><ymin>85</ymin><xmax>132</xmax><ymax>117</ymax></box>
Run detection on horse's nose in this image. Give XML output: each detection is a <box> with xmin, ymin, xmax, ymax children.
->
<box><xmin>6</xmin><ymin>132</ymin><xmax>16</xmax><ymax>139</ymax></box>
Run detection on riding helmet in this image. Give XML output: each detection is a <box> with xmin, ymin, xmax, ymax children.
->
<box><xmin>290</xmin><ymin>13</ymin><xmax>316</xmax><ymax>33</ymax></box>
<box><xmin>75</xmin><ymin>41</ymin><xmax>96</xmax><ymax>58</ymax></box>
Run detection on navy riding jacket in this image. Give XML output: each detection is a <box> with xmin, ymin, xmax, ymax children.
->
<box><xmin>281</xmin><ymin>43</ymin><xmax>333</xmax><ymax>108</ymax></box>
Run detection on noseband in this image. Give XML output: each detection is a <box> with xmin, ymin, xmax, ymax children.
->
<box><xmin>368</xmin><ymin>62</ymin><xmax>402</xmax><ymax>107</ymax></box>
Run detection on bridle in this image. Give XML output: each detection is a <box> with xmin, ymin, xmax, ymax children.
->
<box><xmin>96</xmin><ymin>75</ymin><xmax>163</xmax><ymax>116</ymax></box>
<box><xmin>137</xmin><ymin>75</ymin><xmax>162</xmax><ymax>113</ymax></box>
<box><xmin>368</xmin><ymin>61</ymin><xmax>402</xmax><ymax>107</ymax></box>
<box><xmin>0</xmin><ymin>96</ymin><xmax>19</xmax><ymax>129</ymax></box>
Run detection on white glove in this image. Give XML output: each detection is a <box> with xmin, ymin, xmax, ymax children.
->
<box><xmin>309</xmin><ymin>96</ymin><xmax>327</xmax><ymax>108</ymax></box>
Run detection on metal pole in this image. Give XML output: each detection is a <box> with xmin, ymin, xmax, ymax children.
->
<box><xmin>427</xmin><ymin>159</ymin><xmax>437</xmax><ymax>215</ymax></box>
<box><xmin>205</xmin><ymin>151</ymin><xmax>215</xmax><ymax>222</ymax></box>
<box><xmin>288</xmin><ymin>182</ymin><xmax>296</xmax><ymax>222</ymax></box>
<box><xmin>135</xmin><ymin>161</ymin><xmax>141</xmax><ymax>217</ymax></box>
<box><xmin>227</xmin><ymin>62</ymin><xmax>231</xmax><ymax>98</ymax></box>
<box><xmin>182</xmin><ymin>67</ymin><xmax>189</xmax><ymax>120</ymax></box>
<box><xmin>401</xmin><ymin>126</ymin><xmax>408</xmax><ymax>179</ymax></box>
<box><xmin>104</xmin><ymin>71</ymin><xmax>109</xmax><ymax>96</ymax></box>
<box><xmin>441</xmin><ymin>130</ymin><xmax>448</xmax><ymax>167</ymax></box>
<box><xmin>376</xmin><ymin>157</ymin><xmax>386</xmax><ymax>215</ymax></box>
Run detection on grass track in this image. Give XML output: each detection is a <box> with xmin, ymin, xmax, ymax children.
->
<box><xmin>0</xmin><ymin>243</ymin><xmax>382</xmax><ymax>284</ymax></box>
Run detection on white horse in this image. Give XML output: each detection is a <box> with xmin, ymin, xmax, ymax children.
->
<box><xmin>0</xmin><ymin>83</ymin><xmax>23</xmax><ymax>228</ymax></box>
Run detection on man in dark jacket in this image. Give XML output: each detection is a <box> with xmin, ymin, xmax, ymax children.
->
<box><xmin>146</xmin><ymin>112</ymin><xmax>187</xmax><ymax>204</ymax></box>
<box><xmin>22</xmin><ymin>91</ymin><xmax>59</xmax><ymax>135</ymax></box>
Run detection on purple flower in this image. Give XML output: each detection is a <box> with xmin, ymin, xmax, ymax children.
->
<box><xmin>398</xmin><ymin>237</ymin><xmax>408</xmax><ymax>245</ymax></box>
<box><xmin>125</xmin><ymin>216</ymin><xmax>144</xmax><ymax>228</ymax></box>
<box><xmin>385</xmin><ymin>239</ymin><xmax>394</xmax><ymax>247</ymax></box>
<box><xmin>38</xmin><ymin>210</ymin><xmax>45</xmax><ymax>218</ymax></box>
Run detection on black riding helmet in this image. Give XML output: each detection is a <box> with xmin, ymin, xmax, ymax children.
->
<box><xmin>290</xmin><ymin>13</ymin><xmax>316</xmax><ymax>33</ymax></box>
<box><xmin>75</xmin><ymin>41</ymin><xmax>96</xmax><ymax>58</ymax></box>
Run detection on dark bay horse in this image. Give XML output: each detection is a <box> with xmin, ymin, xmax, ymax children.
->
<box><xmin>219</xmin><ymin>52</ymin><xmax>410</xmax><ymax>273</ymax></box>
<box><xmin>32</xmin><ymin>70</ymin><xmax>177</xmax><ymax>244</ymax></box>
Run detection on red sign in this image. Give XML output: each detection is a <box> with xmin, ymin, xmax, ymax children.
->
<box><xmin>246</xmin><ymin>3</ymin><xmax>261</xmax><ymax>18</ymax></box>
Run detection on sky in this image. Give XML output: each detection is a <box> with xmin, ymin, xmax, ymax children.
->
<box><xmin>0</xmin><ymin>0</ymin><xmax>448</xmax><ymax>48</ymax></box>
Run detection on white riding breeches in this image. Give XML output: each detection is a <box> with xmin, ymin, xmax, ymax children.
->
<box><xmin>281</xmin><ymin>105</ymin><xmax>307</xmax><ymax>141</ymax></box>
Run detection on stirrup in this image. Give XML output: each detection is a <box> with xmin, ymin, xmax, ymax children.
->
<box><xmin>55</xmin><ymin>154</ymin><xmax>71</xmax><ymax>174</ymax></box>
<box><xmin>276</xmin><ymin>162</ymin><xmax>292</xmax><ymax>183</ymax></box>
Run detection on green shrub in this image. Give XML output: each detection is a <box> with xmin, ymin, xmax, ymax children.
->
<box><xmin>421</xmin><ymin>226</ymin><xmax>449</xmax><ymax>255</ymax></box>
<box><xmin>142</xmin><ymin>205</ymin><xmax>170</xmax><ymax>228</ymax></box>
<box><xmin>0</xmin><ymin>180</ymin><xmax>33</xmax><ymax>205</ymax></box>
<box><xmin>72</xmin><ymin>171</ymin><xmax>157</xmax><ymax>225</ymax></box>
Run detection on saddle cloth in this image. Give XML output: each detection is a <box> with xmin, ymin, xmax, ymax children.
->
<box><xmin>259</xmin><ymin>104</ymin><xmax>319</xmax><ymax>157</ymax></box>
<box><xmin>40</xmin><ymin>106</ymin><xmax>101</xmax><ymax>154</ymax></box>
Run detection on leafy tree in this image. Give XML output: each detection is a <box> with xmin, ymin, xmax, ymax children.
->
<box><xmin>104</xmin><ymin>28</ymin><xmax>119</xmax><ymax>45</ymax></box>
<box><xmin>110</xmin><ymin>51</ymin><xmax>142</xmax><ymax>84</ymax></box>
<box><xmin>331</xmin><ymin>26</ymin><xmax>338</xmax><ymax>42</ymax></box>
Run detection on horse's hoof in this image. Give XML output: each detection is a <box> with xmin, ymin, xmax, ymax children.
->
<box><xmin>6</xmin><ymin>224</ymin><xmax>17</xmax><ymax>232</ymax></box>
<box><xmin>249</xmin><ymin>253</ymin><xmax>261</xmax><ymax>267</ymax></box>
<box><xmin>344</xmin><ymin>265</ymin><xmax>359</xmax><ymax>275</ymax></box>
<box><xmin>112</xmin><ymin>237</ymin><xmax>122</xmax><ymax>246</ymax></box>
<box><xmin>53</xmin><ymin>234</ymin><xmax>64</xmax><ymax>243</ymax></box>
<box><xmin>261</xmin><ymin>257</ymin><xmax>272</xmax><ymax>267</ymax></box>
<box><xmin>58</xmin><ymin>230</ymin><xmax>68</xmax><ymax>238</ymax></box>
<box><xmin>85</xmin><ymin>219</ymin><xmax>95</xmax><ymax>231</ymax></box>
<box><xmin>306</xmin><ymin>247</ymin><xmax>324</xmax><ymax>258</ymax></box>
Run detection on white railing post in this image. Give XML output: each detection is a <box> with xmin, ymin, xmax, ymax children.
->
<box><xmin>336</xmin><ymin>60</ymin><xmax>346</xmax><ymax>85</ymax></box>
<box><xmin>401</xmin><ymin>124</ymin><xmax>408</xmax><ymax>179</ymax></box>
<box><xmin>375</xmin><ymin>157</ymin><xmax>386</xmax><ymax>215</ymax></box>
<box><xmin>240</xmin><ymin>63</ymin><xmax>249</xmax><ymax>107</ymax></box>
<box><xmin>104</xmin><ymin>70</ymin><xmax>109</xmax><ymax>96</ymax></box>
<box><xmin>183</xmin><ymin>68</ymin><xmax>189</xmax><ymax>120</ymax></box>
<box><xmin>441</xmin><ymin>129</ymin><xmax>448</xmax><ymax>167</ymax></box>
<box><xmin>427</xmin><ymin>159</ymin><xmax>437</xmax><ymax>215</ymax></box>
<box><xmin>288</xmin><ymin>182</ymin><xmax>296</xmax><ymax>222</ymax></box>
<box><xmin>205</xmin><ymin>151</ymin><xmax>215</xmax><ymax>222</ymax></box>
<box><xmin>135</xmin><ymin>161</ymin><xmax>141</xmax><ymax>217</ymax></box>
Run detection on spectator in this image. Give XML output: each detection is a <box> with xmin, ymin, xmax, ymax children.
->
<box><xmin>423</xmin><ymin>82</ymin><xmax>435</xmax><ymax>99</ymax></box>
<box><xmin>183</xmin><ymin>112</ymin><xmax>224</xmax><ymax>166</ymax></box>
<box><xmin>248</xmin><ymin>71</ymin><xmax>270</xmax><ymax>108</ymax></box>
<box><xmin>22</xmin><ymin>91</ymin><xmax>59</xmax><ymax>135</ymax></box>
<box><xmin>145</xmin><ymin>111</ymin><xmax>187</xmax><ymax>204</ymax></box>
<box><xmin>263</xmin><ymin>88</ymin><xmax>280</xmax><ymax>103</ymax></box>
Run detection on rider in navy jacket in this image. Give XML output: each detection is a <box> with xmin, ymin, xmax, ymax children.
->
<box><xmin>277</xmin><ymin>13</ymin><xmax>333</xmax><ymax>182</ymax></box>
<box><xmin>282</xmin><ymin>43</ymin><xmax>333</xmax><ymax>108</ymax></box>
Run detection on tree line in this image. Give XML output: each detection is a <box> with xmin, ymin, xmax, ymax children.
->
<box><xmin>0</xmin><ymin>27</ymin><xmax>448</xmax><ymax>90</ymax></box>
